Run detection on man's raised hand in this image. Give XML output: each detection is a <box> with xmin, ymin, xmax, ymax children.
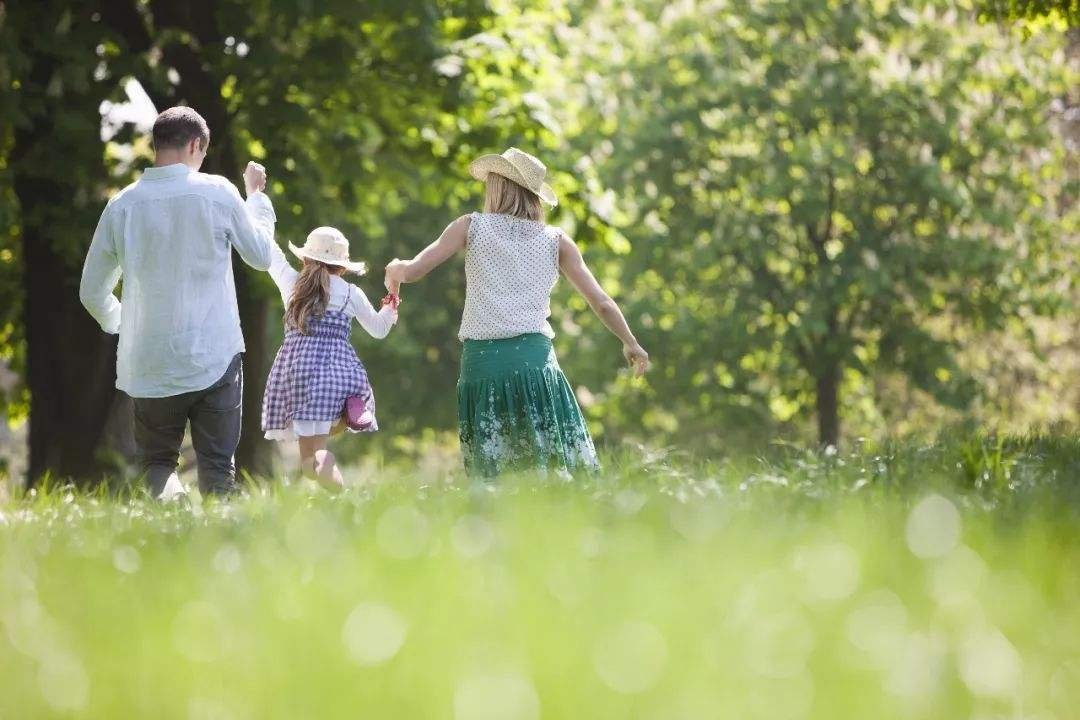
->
<box><xmin>244</xmin><ymin>161</ymin><xmax>267</xmax><ymax>197</ymax></box>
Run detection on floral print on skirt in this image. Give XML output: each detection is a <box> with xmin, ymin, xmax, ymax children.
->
<box><xmin>457</xmin><ymin>333</ymin><xmax>599</xmax><ymax>478</ymax></box>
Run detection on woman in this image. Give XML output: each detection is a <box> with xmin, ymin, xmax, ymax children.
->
<box><xmin>385</xmin><ymin>147</ymin><xmax>649</xmax><ymax>477</ymax></box>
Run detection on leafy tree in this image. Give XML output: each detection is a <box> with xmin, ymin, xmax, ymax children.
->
<box><xmin>977</xmin><ymin>0</ymin><xmax>1079</xmax><ymax>24</ymax></box>
<box><xmin>1</xmin><ymin>2</ymin><xmax>143</xmax><ymax>484</ymax></box>
<box><xmin>554</xmin><ymin>0</ymin><xmax>1074</xmax><ymax>448</ymax></box>
<box><xmin>1</xmin><ymin>0</ymin><xmax>533</xmax><ymax>483</ymax></box>
<box><xmin>2</xmin><ymin>0</ymin><xmax>1074</xmax><ymax>483</ymax></box>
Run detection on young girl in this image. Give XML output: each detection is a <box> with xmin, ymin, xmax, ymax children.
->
<box><xmin>262</xmin><ymin>226</ymin><xmax>397</xmax><ymax>490</ymax></box>
<box><xmin>385</xmin><ymin>148</ymin><xmax>649</xmax><ymax>478</ymax></box>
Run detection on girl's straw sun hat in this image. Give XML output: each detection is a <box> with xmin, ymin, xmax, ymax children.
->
<box><xmin>289</xmin><ymin>226</ymin><xmax>367</xmax><ymax>275</ymax></box>
<box><xmin>468</xmin><ymin>147</ymin><xmax>558</xmax><ymax>207</ymax></box>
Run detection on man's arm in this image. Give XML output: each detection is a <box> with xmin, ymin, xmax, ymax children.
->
<box><xmin>79</xmin><ymin>205</ymin><xmax>123</xmax><ymax>334</ymax></box>
<box><xmin>226</xmin><ymin>161</ymin><xmax>275</xmax><ymax>271</ymax></box>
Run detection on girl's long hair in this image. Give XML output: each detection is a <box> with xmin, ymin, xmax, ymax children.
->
<box><xmin>484</xmin><ymin>173</ymin><xmax>543</xmax><ymax>221</ymax></box>
<box><xmin>286</xmin><ymin>259</ymin><xmax>336</xmax><ymax>334</ymax></box>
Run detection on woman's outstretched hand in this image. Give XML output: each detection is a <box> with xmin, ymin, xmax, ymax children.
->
<box><xmin>384</xmin><ymin>259</ymin><xmax>406</xmax><ymax>296</ymax></box>
<box><xmin>623</xmin><ymin>342</ymin><xmax>650</xmax><ymax>377</ymax></box>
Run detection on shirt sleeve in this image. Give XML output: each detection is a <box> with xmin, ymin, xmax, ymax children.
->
<box><xmin>347</xmin><ymin>284</ymin><xmax>397</xmax><ymax>339</ymax></box>
<box><xmin>225</xmin><ymin>186</ymin><xmax>276</xmax><ymax>271</ymax></box>
<box><xmin>79</xmin><ymin>205</ymin><xmax>123</xmax><ymax>334</ymax></box>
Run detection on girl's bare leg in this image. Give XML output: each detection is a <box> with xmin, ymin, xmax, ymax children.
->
<box><xmin>330</xmin><ymin>417</ymin><xmax>347</xmax><ymax>436</ymax></box>
<box><xmin>297</xmin><ymin>435</ymin><xmax>344</xmax><ymax>492</ymax></box>
<box><xmin>297</xmin><ymin>435</ymin><xmax>326</xmax><ymax>480</ymax></box>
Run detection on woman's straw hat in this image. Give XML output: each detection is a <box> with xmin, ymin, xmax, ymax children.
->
<box><xmin>468</xmin><ymin>147</ymin><xmax>558</xmax><ymax>207</ymax></box>
<box><xmin>289</xmin><ymin>227</ymin><xmax>367</xmax><ymax>274</ymax></box>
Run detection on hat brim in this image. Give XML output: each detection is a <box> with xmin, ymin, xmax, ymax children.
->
<box><xmin>469</xmin><ymin>154</ymin><xmax>558</xmax><ymax>207</ymax></box>
<box><xmin>288</xmin><ymin>243</ymin><xmax>368</xmax><ymax>275</ymax></box>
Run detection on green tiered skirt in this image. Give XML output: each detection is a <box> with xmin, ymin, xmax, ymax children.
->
<box><xmin>457</xmin><ymin>333</ymin><xmax>600</xmax><ymax>478</ymax></box>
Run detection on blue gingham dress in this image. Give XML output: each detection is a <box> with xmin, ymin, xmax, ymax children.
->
<box><xmin>261</xmin><ymin>288</ymin><xmax>377</xmax><ymax>437</ymax></box>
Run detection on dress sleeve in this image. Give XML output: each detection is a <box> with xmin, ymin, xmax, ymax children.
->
<box><xmin>267</xmin><ymin>239</ymin><xmax>298</xmax><ymax>303</ymax></box>
<box><xmin>346</xmin><ymin>283</ymin><xmax>397</xmax><ymax>339</ymax></box>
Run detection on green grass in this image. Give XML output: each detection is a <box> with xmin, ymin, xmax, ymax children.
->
<box><xmin>1</xmin><ymin>434</ymin><xmax>1078</xmax><ymax>719</ymax></box>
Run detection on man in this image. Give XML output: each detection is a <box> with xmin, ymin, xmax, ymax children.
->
<box><xmin>80</xmin><ymin>106</ymin><xmax>275</xmax><ymax>498</ymax></box>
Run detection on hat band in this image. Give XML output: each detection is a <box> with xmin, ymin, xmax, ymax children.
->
<box><xmin>305</xmin><ymin>249</ymin><xmax>348</xmax><ymax>261</ymax></box>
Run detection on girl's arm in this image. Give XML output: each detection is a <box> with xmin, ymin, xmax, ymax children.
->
<box><xmin>266</xmin><ymin>238</ymin><xmax>299</xmax><ymax>303</ymax></box>
<box><xmin>558</xmin><ymin>233</ymin><xmax>650</xmax><ymax>377</ymax></box>
<box><xmin>384</xmin><ymin>215</ymin><xmax>470</xmax><ymax>293</ymax></box>
<box><xmin>347</xmin><ymin>284</ymin><xmax>397</xmax><ymax>339</ymax></box>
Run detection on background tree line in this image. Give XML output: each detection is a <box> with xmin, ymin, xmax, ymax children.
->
<box><xmin>0</xmin><ymin>0</ymin><xmax>1075</xmax><ymax>486</ymax></box>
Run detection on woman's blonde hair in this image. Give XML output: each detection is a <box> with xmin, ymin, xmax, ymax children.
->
<box><xmin>286</xmin><ymin>259</ymin><xmax>344</xmax><ymax>334</ymax></box>
<box><xmin>484</xmin><ymin>173</ymin><xmax>544</xmax><ymax>221</ymax></box>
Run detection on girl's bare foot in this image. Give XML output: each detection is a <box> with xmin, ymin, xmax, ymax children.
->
<box><xmin>312</xmin><ymin>449</ymin><xmax>345</xmax><ymax>492</ymax></box>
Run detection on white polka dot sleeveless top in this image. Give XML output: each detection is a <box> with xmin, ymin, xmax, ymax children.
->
<box><xmin>459</xmin><ymin>212</ymin><xmax>560</xmax><ymax>341</ymax></box>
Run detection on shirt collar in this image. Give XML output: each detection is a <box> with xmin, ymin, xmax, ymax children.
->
<box><xmin>141</xmin><ymin>163</ymin><xmax>192</xmax><ymax>181</ymax></box>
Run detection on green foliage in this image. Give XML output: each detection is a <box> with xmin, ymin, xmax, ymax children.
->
<box><xmin>201</xmin><ymin>0</ymin><xmax>509</xmax><ymax>438</ymax></box>
<box><xmin>2</xmin><ymin>433</ymin><xmax>1080</xmax><ymax>717</ymax></box>
<box><xmin>977</xmin><ymin>0</ymin><xmax>1080</xmax><ymax>25</ymax></box>
<box><xmin>545</xmin><ymin>0</ymin><xmax>1075</xmax><ymax>447</ymax></box>
<box><xmin>0</xmin><ymin>121</ymin><xmax>25</xmax><ymax>420</ymax></box>
<box><xmin>0</xmin><ymin>2</ymin><xmax>143</xmax><ymax>425</ymax></box>
<box><xmin>213</xmin><ymin>0</ymin><xmax>620</xmax><ymax>454</ymax></box>
<box><xmin>0</xmin><ymin>0</ymin><xmax>1075</xmax><ymax>469</ymax></box>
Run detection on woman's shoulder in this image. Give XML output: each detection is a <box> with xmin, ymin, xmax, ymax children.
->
<box><xmin>543</xmin><ymin>224</ymin><xmax>571</xmax><ymax>248</ymax></box>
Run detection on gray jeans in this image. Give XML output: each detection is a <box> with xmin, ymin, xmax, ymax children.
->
<box><xmin>132</xmin><ymin>353</ymin><xmax>243</xmax><ymax>497</ymax></box>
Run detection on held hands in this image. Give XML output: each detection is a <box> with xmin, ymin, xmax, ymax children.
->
<box><xmin>381</xmin><ymin>292</ymin><xmax>401</xmax><ymax>320</ymax></box>
<box><xmin>382</xmin><ymin>262</ymin><xmax>405</xmax><ymax>319</ymax></box>
<box><xmin>623</xmin><ymin>342</ymin><xmax>650</xmax><ymax>378</ymax></box>
<box><xmin>384</xmin><ymin>259</ymin><xmax>408</xmax><ymax>296</ymax></box>
<box><xmin>244</xmin><ymin>161</ymin><xmax>267</xmax><ymax>197</ymax></box>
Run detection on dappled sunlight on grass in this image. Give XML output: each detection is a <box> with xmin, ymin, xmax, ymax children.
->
<box><xmin>1</xmin><ymin>435</ymin><xmax>1078</xmax><ymax>718</ymax></box>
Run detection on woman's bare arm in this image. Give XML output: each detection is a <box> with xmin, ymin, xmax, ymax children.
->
<box><xmin>384</xmin><ymin>215</ymin><xmax>469</xmax><ymax>293</ymax></box>
<box><xmin>558</xmin><ymin>233</ymin><xmax>650</xmax><ymax>376</ymax></box>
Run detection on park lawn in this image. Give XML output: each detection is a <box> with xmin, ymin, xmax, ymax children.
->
<box><xmin>1</xmin><ymin>435</ymin><xmax>1078</xmax><ymax>719</ymax></box>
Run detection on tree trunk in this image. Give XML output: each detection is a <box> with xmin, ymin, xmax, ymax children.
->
<box><xmin>815</xmin><ymin>361</ymin><xmax>840</xmax><ymax>450</ymax></box>
<box><xmin>235</xmin><ymin>274</ymin><xmax>274</xmax><ymax>478</ymax></box>
<box><xmin>12</xmin><ymin>17</ymin><xmax>135</xmax><ymax>487</ymax></box>
<box><xmin>19</xmin><ymin>207</ymin><xmax>130</xmax><ymax>485</ymax></box>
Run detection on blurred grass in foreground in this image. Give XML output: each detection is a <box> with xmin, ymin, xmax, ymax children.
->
<box><xmin>1</xmin><ymin>433</ymin><xmax>1078</xmax><ymax>719</ymax></box>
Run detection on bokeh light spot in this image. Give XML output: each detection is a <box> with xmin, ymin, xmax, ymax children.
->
<box><xmin>959</xmin><ymin>629</ymin><xmax>1021</xmax><ymax>698</ymax></box>
<box><xmin>593</xmin><ymin>621</ymin><xmax>668</xmax><ymax>693</ymax></box>
<box><xmin>451</xmin><ymin>515</ymin><xmax>495</xmax><ymax>559</ymax></box>
<box><xmin>906</xmin><ymin>494</ymin><xmax>960</xmax><ymax>559</ymax></box>
<box><xmin>453</xmin><ymin>672</ymin><xmax>540</xmax><ymax>720</ymax></box>
<box><xmin>376</xmin><ymin>505</ymin><xmax>430</xmax><ymax>560</ymax></box>
<box><xmin>112</xmin><ymin>545</ymin><xmax>140</xmax><ymax>574</ymax></box>
<box><xmin>342</xmin><ymin>602</ymin><xmax>408</xmax><ymax>666</ymax></box>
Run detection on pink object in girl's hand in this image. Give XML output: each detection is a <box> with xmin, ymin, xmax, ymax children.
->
<box><xmin>345</xmin><ymin>395</ymin><xmax>375</xmax><ymax>431</ymax></box>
